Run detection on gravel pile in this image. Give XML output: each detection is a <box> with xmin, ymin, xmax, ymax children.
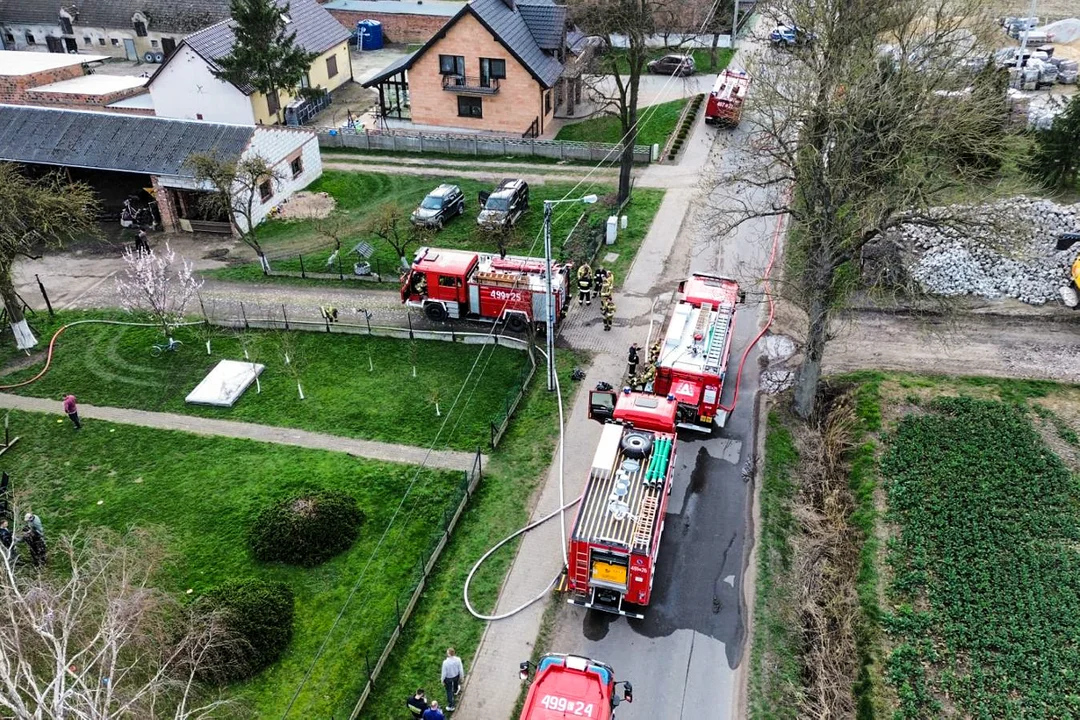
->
<box><xmin>905</xmin><ymin>196</ymin><xmax>1079</xmax><ymax>305</ymax></box>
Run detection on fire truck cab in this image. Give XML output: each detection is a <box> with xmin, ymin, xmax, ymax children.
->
<box><xmin>652</xmin><ymin>273</ymin><xmax>744</xmax><ymax>433</ymax></box>
<box><xmin>400</xmin><ymin>246</ymin><xmax>569</xmax><ymax>332</ymax></box>
<box><xmin>518</xmin><ymin>654</ymin><xmax>633</xmax><ymax>720</ymax></box>
<box><xmin>564</xmin><ymin>390</ymin><xmax>679</xmax><ymax>618</ymax></box>
<box><xmin>705</xmin><ymin>69</ymin><xmax>750</xmax><ymax>127</ymax></box>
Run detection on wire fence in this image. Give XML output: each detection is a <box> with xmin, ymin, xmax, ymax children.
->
<box><xmin>345</xmin><ymin>447</ymin><xmax>484</xmax><ymax>720</ymax></box>
<box><xmin>261</xmin><ymin>245</ymin><xmax>398</xmax><ymax>284</ymax></box>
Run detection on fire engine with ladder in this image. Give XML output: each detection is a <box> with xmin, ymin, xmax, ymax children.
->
<box><xmin>518</xmin><ymin>654</ymin><xmax>633</xmax><ymax>720</ymax></box>
<box><xmin>400</xmin><ymin>246</ymin><xmax>570</xmax><ymax>333</ymax></box>
<box><xmin>562</xmin><ymin>390</ymin><xmax>680</xmax><ymax>618</ymax></box>
<box><xmin>652</xmin><ymin>273</ymin><xmax>745</xmax><ymax>433</ymax></box>
<box><xmin>705</xmin><ymin>69</ymin><xmax>751</xmax><ymax>126</ymax></box>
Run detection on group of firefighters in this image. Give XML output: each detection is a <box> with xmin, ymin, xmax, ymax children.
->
<box><xmin>575</xmin><ymin>262</ymin><xmax>616</xmax><ymax>331</ymax></box>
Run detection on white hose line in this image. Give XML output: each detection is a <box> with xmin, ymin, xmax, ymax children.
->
<box><xmin>463</xmin><ymin>346</ymin><xmax>578</xmax><ymax>621</ymax></box>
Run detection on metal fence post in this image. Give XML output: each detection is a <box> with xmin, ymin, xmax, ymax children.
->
<box><xmin>420</xmin><ymin>135</ymin><xmax>424</xmax><ymax>153</ymax></box>
<box><xmin>407</xmin><ymin>313</ymin><xmax>414</xmax><ymax>339</ymax></box>
<box><xmin>392</xmin><ymin>134</ymin><xmax>398</xmax><ymax>152</ymax></box>
<box><xmin>299</xmin><ymin>253</ymin><xmax>306</xmax><ymax>278</ymax></box>
<box><xmin>35</xmin><ymin>274</ymin><xmax>54</xmax><ymax>317</ymax></box>
<box><xmin>337</xmin><ymin>251</ymin><xmax>345</xmax><ymax>281</ymax></box>
<box><xmin>282</xmin><ymin>304</ymin><xmax>289</xmax><ymax>330</ymax></box>
<box><xmin>240</xmin><ymin>301</ymin><xmax>249</xmax><ymax>329</ymax></box>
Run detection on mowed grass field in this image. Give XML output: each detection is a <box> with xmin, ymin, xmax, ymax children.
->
<box><xmin>0</xmin><ymin>315</ymin><xmax>528</xmax><ymax>452</ymax></box>
<box><xmin>4</xmin><ymin>411</ymin><xmax>462</xmax><ymax>718</ymax></box>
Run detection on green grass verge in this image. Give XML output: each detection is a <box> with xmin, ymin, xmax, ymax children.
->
<box><xmin>321</xmin><ymin>145</ymin><xmax>602</xmax><ymax>167</ymax></box>
<box><xmin>204</xmin><ymin>170</ymin><xmax>663</xmax><ymax>285</ymax></box>
<box><xmin>604</xmin><ymin>47</ymin><xmax>735</xmax><ymax>76</ymax></box>
<box><xmin>5</xmin><ymin>411</ymin><xmax>462</xmax><ymax>718</ymax></box>
<box><xmin>0</xmin><ymin>315</ymin><xmax>528</xmax><ymax>452</ymax></box>
<box><xmin>880</xmin><ymin>395</ymin><xmax>1080</xmax><ymax>718</ymax></box>
<box><xmin>554</xmin><ymin>98</ymin><xmax>688</xmax><ymax>148</ymax></box>
<box><xmin>748</xmin><ymin>411</ymin><xmax>801</xmax><ymax>720</ymax></box>
<box><xmin>360</xmin><ymin>349</ymin><xmax>583</xmax><ymax>717</ymax></box>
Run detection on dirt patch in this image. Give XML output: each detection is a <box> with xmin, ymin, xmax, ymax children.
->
<box><xmin>276</xmin><ymin>191</ymin><xmax>336</xmax><ymax>220</ymax></box>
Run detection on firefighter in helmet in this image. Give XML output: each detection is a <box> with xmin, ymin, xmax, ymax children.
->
<box><xmin>576</xmin><ymin>262</ymin><xmax>593</xmax><ymax>306</ymax></box>
<box><xmin>601</xmin><ymin>296</ymin><xmax>615</xmax><ymax>331</ymax></box>
<box><xmin>599</xmin><ymin>270</ymin><xmax>614</xmax><ymax>301</ymax></box>
<box><xmin>637</xmin><ymin>362</ymin><xmax>656</xmax><ymax>392</ymax></box>
<box><xmin>320</xmin><ymin>305</ymin><xmax>339</xmax><ymax>323</ymax></box>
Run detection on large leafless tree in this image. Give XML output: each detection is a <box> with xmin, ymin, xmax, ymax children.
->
<box><xmin>719</xmin><ymin>0</ymin><xmax>1010</xmax><ymax>418</ymax></box>
<box><xmin>0</xmin><ymin>529</ymin><xmax>236</xmax><ymax>719</ymax></box>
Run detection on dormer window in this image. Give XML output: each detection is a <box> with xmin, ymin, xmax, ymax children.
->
<box><xmin>60</xmin><ymin>17</ymin><xmax>73</xmax><ymax>35</ymax></box>
<box><xmin>132</xmin><ymin>13</ymin><xmax>148</xmax><ymax>37</ymax></box>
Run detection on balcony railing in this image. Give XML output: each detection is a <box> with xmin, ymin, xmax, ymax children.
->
<box><xmin>441</xmin><ymin>75</ymin><xmax>500</xmax><ymax>94</ymax></box>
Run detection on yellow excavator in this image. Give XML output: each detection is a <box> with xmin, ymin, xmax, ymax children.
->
<box><xmin>1059</xmin><ymin>233</ymin><xmax>1080</xmax><ymax>308</ymax></box>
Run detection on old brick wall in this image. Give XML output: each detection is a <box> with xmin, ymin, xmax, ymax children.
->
<box><xmin>23</xmin><ymin>85</ymin><xmax>147</xmax><ymax>109</ymax></box>
<box><xmin>327</xmin><ymin>9</ymin><xmax>450</xmax><ymax>44</ymax></box>
<box><xmin>409</xmin><ymin>12</ymin><xmax>545</xmax><ymax>135</ymax></box>
<box><xmin>0</xmin><ymin>64</ymin><xmax>85</xmax><ymax>104</ymax></box>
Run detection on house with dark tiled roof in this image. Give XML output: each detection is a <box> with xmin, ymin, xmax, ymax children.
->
<box><xmin>0</xmin><ymin>0</ymin><xmax>231</xmax><ymax>61</ymax></box>
<box><xmin>362</xmin><ymin>0</ymin><xmax>583</xmax><ymax>137</ymax></box>
<box><xmin>147</xmin><ymin>0</ymin><xmax>351</xmax><ymax>125</ymax></box>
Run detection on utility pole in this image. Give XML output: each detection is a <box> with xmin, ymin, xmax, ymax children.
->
<box><xmin>1015</xmin><ymin>0</ymin><xmax>1038</xmax><ymax>75</ymax></box>
<box><xmin>731</xmin><ymin>0</ymin><xmax>739</xmax><ymax>51</ymax></box>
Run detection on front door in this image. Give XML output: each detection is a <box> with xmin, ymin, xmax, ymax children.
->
<box><xmin>161</xmin><ymin>36</ymin><xmax>176</xmax><ymax>58</ymax></box>
<box><xmin>123</xmin><ymin>38</ymin><xmax>137</xmax><ymax>61</ymax></box>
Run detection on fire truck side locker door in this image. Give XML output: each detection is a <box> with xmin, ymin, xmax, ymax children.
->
<box><xmin>469</xmin><ymin>283</ymin><xmax>481</xmax><ymax>315</ymax></box>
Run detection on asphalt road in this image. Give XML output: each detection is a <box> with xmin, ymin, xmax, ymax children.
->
<box><xmin>547</xmin><ymin>112</ymin><xmax>776</xmax><ymax>718</ymax></box>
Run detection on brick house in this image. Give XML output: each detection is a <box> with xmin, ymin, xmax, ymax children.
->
<box><xmin>0</xmin><ymin>104</ymin><xmax>321</xmax><ymax>234</ymax></box>
<box><xmin>362</xmin><ymin>0</ymin><xmax>581</xmax><ymax>137</ymax></box>
<box><xmin>0</xmin><ymin>50</ymin><xmax>152</xmax><ymax>113</ymax></box>
<box><xmin>148</xmin><ymin>0</ymin><xmax>352</xmax><ymax>126</ymax></box>
<box><xmin>0</xmin><ymin>0</ymin><xmax>230</xmax><ymax>61</ymax></box>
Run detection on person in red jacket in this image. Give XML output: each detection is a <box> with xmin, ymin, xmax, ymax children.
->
<box><xmin>62</xmin><ymin>394</ymin><xmax>81</xmax><ymax>430</ymax></box>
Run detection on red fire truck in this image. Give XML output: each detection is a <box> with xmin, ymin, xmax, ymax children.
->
<box><xmin>705</xmin><ymin>69</ymin><xmax>751</xmax><ymax>126</ymax></box>
<box><xmin>563</xmin><ymin>389</ymin><xmax>679</xmax><ymax>618</ymax></box>
<box><xmin>518</xmin><ymin>654</ymin><xmax>633</xmax><ymax>720</ymax></box>
<box><xmin>652</xmin><ymin>273</ymin><xmax>744</xmax><ymax>433</ymax></box>
<box><xmin>400</xmin><ymin>246</ymin><xmax>570</xmax><ymax>332</ymax></box>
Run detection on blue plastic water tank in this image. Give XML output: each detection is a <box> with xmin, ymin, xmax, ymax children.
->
<box><xmin>356</xmin><ymin>20</ymin><xmax>383</xmax><ymax>51</ymax></box>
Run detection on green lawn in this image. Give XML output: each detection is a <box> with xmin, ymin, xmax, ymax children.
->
<box><xmin>0</xmin><ymin>316</ymin><xmax>528</xmax><ymax>452</ymax></box>
<box><xmin>4</xmin><ymin>411</ymin><xmax>462</xmax><ymax>718</ymax></box>
<box><xmin>555</xmin><ymin>98</ymin><xmax>688</xmax><ymax>148</ymax></box>
<box><xmin>604</xmin><ymin>47</ymin><xmax>735</xmax><ymax>76</ymax></box>
<box><xmin>322</xmin><ymin>145</ymin><xmax>602</xmax><ymax>167</ymax></box>
<box><xmin>206</xmin><ymin>170</ymin><xmax>665</xmax><ymax>289</ymax></box>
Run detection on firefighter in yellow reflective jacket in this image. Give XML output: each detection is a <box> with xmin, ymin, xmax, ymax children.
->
<box><xmin>599</xmin><ymin>271</ymin><xmax>614</xmax><ymax>301</ymax></box>
<box><xmin>601</xmin><ymin>296</ymin><xmax>615</xmax><ymax>331</ymax></box>
<box><xmin>576</xmin><ymin>262</ymin><xmax>593</xmax><ymax>306</ymax></box>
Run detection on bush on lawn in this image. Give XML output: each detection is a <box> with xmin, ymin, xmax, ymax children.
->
<box><xmin>248</xmin><ymin>490</ymin><xmax>364</xmax><ymax>566</ymax></box>
<box><xmin>200</xmin><ymin>578</ymin><xmax>295</xmax><ymax>681</ymax></box>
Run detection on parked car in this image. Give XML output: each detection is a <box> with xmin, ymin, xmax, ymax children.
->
<box><xmin>648</xmin><ymin>54</ymin><xmax>695</xmax><ymax>76</ymax></box>
<box><xmin>770</xmin><ymin>24</ymin><xmax>813</xmax><ymax>46</ymax></box>
<box><xmin>411</xmin><ymin>183</ymin><xmax>466</xmax><ymax>229</ymax></box>
<box><xmin>477</xmin><ymin>179</ymin><xmax>530</xmax><ymax>229</ymax></box>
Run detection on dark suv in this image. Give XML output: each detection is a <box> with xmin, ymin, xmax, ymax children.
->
<box><xmin>411</xmin><ymin>183</ymin><xmax>466</xmax><ymax>229</ymax></box>
<box><xmin>476</xmin><ymin>178</ymin><xmax>530</xmax><ymax>229</ymax></box>
<box><xmin>647</xmin><ymin>54</ymin><xmax>695</xmax><ymax>76</ymax></box>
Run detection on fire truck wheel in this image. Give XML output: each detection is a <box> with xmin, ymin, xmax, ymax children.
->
<box><xmin>505</xmin><ymin>314</ymin><xmax>528</xmax><ymax>333</ymax></box>
<box><xmin>621</xmin><ymin>431</ymin><xmax>653</xmax><ymax>459</ymax></box>
<box><xmin>424</xmin><ymin>303</ymin><xmax>448</xmax><ymax>322</ymax></box>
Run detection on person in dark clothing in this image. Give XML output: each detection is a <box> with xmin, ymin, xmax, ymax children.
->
<box><xmin>407</xmin><ymin>688</ymin><xmax>427</xmax><ymax>718</ymax></box>
<box><xmin>22</xmin><ymin>525</ymin><xmax>46</xmax><ymax>567</ymax></box>
<box><xmin>627</xmin><ymin>344</ymin><xmax>640</xmax><ymax>379</ymax></box>
<box><xmin>135</xmin><ymin>228</ymin><xmax>150</xmax><ymax>254</ymax></box>
<box><xmin>421</xmin><ymin>700</ymin><xmax>445</xmax><ymax>720</ymax></box>
<box><xmin>0</xmin><ymin>519</ymin><xmax>12</xmax><ymax>555</ymax></box>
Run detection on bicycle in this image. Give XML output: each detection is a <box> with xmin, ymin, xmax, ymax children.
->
<box><xmin>150</xmin><ymin>338</ymin><xmax>183</xmax><ymax>357</ymax></box>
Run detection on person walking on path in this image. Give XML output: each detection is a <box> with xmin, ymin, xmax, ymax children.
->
<box><xmin>601</xmin><ymin>296</ymin><xmax>615</xmax><ymax>331</ymax></box>
<box><xmin>407</xmin><ymin>688</ymin><xmax>428</xmax><ymax>718</ymax></box>
<box><xmin>576</xmin><ymin>262</ymin><xmax>593</xmax><ymax>307</ymax></box>
<box><xmin>627</xmin><ymin>344</ymin><xmax>640</xmax><ymax>380</ymax></box>
<box><xmin>63</xmin><ymin>394</ymin><xmax>81</xmax><ymax>430</ymax></box>
<box><xmin>422</xmin><ymin>701</ymin><xmax>445</xmax><ymax>720</ymax></box>
<box><xmin>135</xmin><ymin>228</ymin><xmax>150</xmax><ymax>255</ymax></box>
<box><xmin>440</xmin><ymin>648</ymin><xmax>464</xmax><ymax>711</ymax></box>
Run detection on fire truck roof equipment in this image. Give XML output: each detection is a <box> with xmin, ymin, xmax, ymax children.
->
<box><xmin>411</xmin><ymin>247</ymin><xmax>477</xmax><ymax>277</ymax></box>
<box><xmin>658</xmin><ymin>278</ymin><xmax>740</xmax><ymax>378</ymax></box>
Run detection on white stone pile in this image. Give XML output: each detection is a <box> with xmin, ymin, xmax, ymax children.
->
<box><xmin>904</xmin><ymin>196</ymin><xmax>1080</xmax><ymax>305</ymax></box>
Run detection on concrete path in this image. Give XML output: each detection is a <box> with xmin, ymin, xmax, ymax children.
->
<box><xmin>0</xmin><ymin>393</ymin><xmax>481</xmax><ymax>472</ymax></box>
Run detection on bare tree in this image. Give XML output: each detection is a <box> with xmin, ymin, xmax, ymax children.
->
<box><xmin>717</xmin><ymin>0</ymin><xmax>1010</xmax><ymax>418</ymax></box>
<box><xmin>361</xmin><ymin>203</ymin><xmax>431</xmax><ymax>268</ymax></box>
<box><xmin>0</xmin><ymin>528</ymin><xmax>236</xmax><ymax>719</ymax></box>
<box><xmin>276</xmin><ymin>328</ymin><xmax>305</xmax><ymax>400</ymax></box>
<box><xmin>115</xmin><ymin>242</ymin><xmax>204</xmax><ymax>345</ymax></box>
<box><xmin>0</xmin><ymin>164</ymin><xmax>99</xmax><ymax>350</ymax></box>
<box><xmin>477</xmin><ymin>218</ymin><xmax>523</xmax><ymax>259</ymax></box>
<box><xmin>187</xmin><ymin>153</ymin><xmax>285</xmax><ymax>273</ymax></box>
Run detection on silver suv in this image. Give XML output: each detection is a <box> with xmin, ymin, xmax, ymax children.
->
<box><xmin>477</xmin><ymin>178</ymin><xmax>530</xmax><ymax>229</ymax></box>
<box><xmin>411</xmin><ymin>183</ymin><xmax>466</xmax><ymax>229</ymax></box>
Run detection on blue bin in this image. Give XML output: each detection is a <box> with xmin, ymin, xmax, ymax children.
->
<box><xmin>356</xmin><ymin>20</ymin><xmax>383</xmax><ymax>51</ymax></box>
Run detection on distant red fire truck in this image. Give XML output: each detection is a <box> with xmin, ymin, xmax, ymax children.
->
<box><xmin>518</xmin><ymin>654</ymin><xmax>633</xmax><ymax>720</ymax></box>
<box><xmin>705</xmin><ymin>69</ymin><xmax>750</xmax><ymax>127</ymax></box>
<box><xmin>652</xmin><ymin>273</ymin><xmax>744</xmax><ymax>433</ymax></box>
<box><xmin>562</xmin><ymin>389</ymin><xmax>680</xmax><ymax>618</ymax></box>
<box><xmin>400</xmin><ymin>246</ymin><xmax>570</xmax><ymax>332</ymax></box>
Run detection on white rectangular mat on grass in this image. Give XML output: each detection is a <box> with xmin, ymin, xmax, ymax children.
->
<box><xmin>185</xmin><ymin>360</ymin><xmax>265</xmax><ymax>407</ymax></box>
